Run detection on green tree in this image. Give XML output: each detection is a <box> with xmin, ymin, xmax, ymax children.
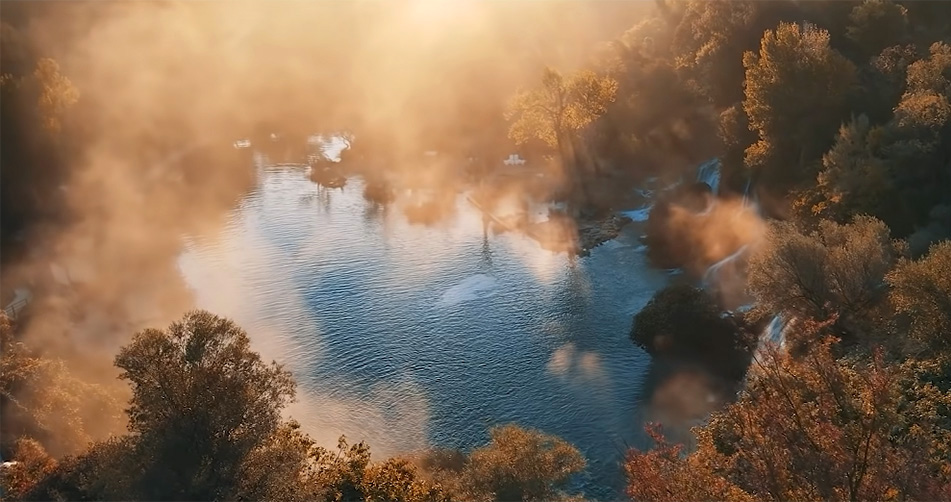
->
<box><xmin>461</xmin><ymin>424</ymin><xmax>585</xmax><ymax>502</ymax></box>
<box><xmin>114</xmin><ymin>310</ymin><xmax>296</xmax><ymax>501</ymax></box>
<box><xmin>747</xmin><ymin>217</ymin><xmax>898</xmax><ymax>343</ymax></box>
<box><xmin>871</xmin><ymin>42</ymin><xmax>951</xmax><ymax>235</ymax></box>
<box><xmin>743</xmin><ymin>22</ymin><xmax>856</xmax><ymax>188</ymax></box>
<box><xmin>814</xmin><ymin>114</ymin><xmax>899</xmax><ymax>225</ymax></box>
<box><xmin>886</xmin><ymin>241</ymin><xmax>951</xmax><ymax>354</ymax></box>
<box><xmin>631</xmin><ymin>284</ymin><xmax>752</xmax><ymax>380</ymax></box>
<box><xmin>846</xmin><ymin>0</ymin><xmax>909</xmax><ymax>60</ymax></box>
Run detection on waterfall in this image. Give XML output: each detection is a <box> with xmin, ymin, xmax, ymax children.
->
<box><xmin>755</xmin><ymin>314</ymin><xmax>787</xmax><ymax>360</ymax></box>
<box><xmin>763</xmin><ymin>314</ymin><xmax>785</xmax><ymax>345</ymax></box>
<box><xmin>696</xmin><ymin>158</ymin><xmax>721</xmax><ymax>195</ymax></box>
<box><xmin>741</xmin><ymin>178</ymin><xmax>752</xmax><ymax>207</ymax></box>
<box><xmin>702</xmin><ymin>244</ymin><xmax>748</xmax><ymax>287</ymax></box>
<box><xmin>620</xmin><ymin>206</ymin><xmax>651</xmax><ymax>222</ymax></box>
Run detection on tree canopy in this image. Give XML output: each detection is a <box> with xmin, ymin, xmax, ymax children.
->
<box><xmin>627</xmin><ymin>325</ymin><xmax>951</xmax><ymax>502</ymax></box>
<box><xmin>743</xmin><ymin>22</ymin><xmax>856</xmax><ymax>188</ymax></box>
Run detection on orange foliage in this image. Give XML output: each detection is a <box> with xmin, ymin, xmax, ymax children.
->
<box><xmin>627</xmin><ymin>319</ymin><xmax>951</xmax><ymax>502</ymax></box>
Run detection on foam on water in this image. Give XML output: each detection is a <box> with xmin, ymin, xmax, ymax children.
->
<box><xmin>696</xmin><ymin>158</ymin><xmax>721</xmax><ymax>195</ymax></box>
<box><xmin>436</xmin><ymin>274</ymin><xmax>498</xmax><ymax>307</ymax></box>
<box><xmin>620</xmin><ymin>205</ymin><xmax>652</xmax><ymax>222</ymax></box>
<box><xmin>178</xmin><ymin>167</ymin><xmax>670</xmax><ymax>500</ymax></box>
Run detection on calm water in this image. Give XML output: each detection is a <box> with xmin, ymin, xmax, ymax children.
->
<box><xmin>178</xmin><ymin>161</ymin><xmax>668</xmax><ymax>499</ymax></box>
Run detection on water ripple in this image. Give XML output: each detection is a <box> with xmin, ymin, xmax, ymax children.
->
<box><xmin>179</xmin><ymin>168</ymin><xmax>666</xmax><ymax>500</ymax></box>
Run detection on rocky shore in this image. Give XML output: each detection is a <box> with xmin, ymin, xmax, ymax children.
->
<box><xmin>525</xmin><ymin>213</ymin><xmax>633</xmax><ymax>256</ymax></box>
<box><xmin>576</xmin><ymin>214</ymin><xmax>633</xmax><ymax>256</ymax></box>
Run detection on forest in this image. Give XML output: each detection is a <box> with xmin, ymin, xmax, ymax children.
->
<box><xmin>2</xmin><ymin>0</ymin><xmax>951</xmax><ymax>501</ymax></box>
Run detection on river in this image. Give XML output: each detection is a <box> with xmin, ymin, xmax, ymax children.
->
<box><xmin>177</xmin><ymin>160</ymin><xmax>669</xmax><ymax>499</ymax></box>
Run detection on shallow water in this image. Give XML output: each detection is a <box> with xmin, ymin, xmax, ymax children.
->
<box><xmin>178</xmin><ymin>162</ymin><xmax>668</xmax><ymax>499</ymax></box>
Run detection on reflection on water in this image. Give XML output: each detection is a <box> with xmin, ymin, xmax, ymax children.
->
<box><xmin>177</xmin><ymin>163</ymin><xmax>668</xmax><ymax>499</ymax></box>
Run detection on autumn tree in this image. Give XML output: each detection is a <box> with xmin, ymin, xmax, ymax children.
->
<box><xmin>743</xmin><ymin>22</ymin><xmax>856</xmax><ymax>188</ymax></box>
<box><xmin>886</xmin><ymin>241</ymin><xmax>951</xmax><ymax>354</ymax></box>
<box><xmin>10</xmin><ymin>311</ymin><xmax>460</xmax><ymax>501</ymax></box>
<box><xmin>506</xmin><ymin>67</ymin><xmax>617</xmax><ymax>203</ymax></box>
<box><xmin>747</xmin><ymin>216</ymin><xmax>898</xmax><ymax>343</ymax></box>
<box><xmin>234</xmin><ymin>420</ymin><xmax>323</xmax><ymax>502</ymax></box>
<box><xmin>113</xmin><ymin>310</ymin><xmax>296</xmax><ymax>501</ymax></box>
<box><xmin>625</xmin><ymin>424</ymin><xmax>753</xmax><ymax>502</ymax></box>
<box><xmin>626</xmin><ymin>326</ymin><xmax>951</xmax><ymax>501</ymax></box>
<box><xmin>461</xmin><ymin>425</ymin><xmax>585</xmax><ymax>502</ymax></box>
<box><xmin>856</xmin><ymin>43</ymin><xmax>919</xmax><ymax>126</ymax></box>
<box><xmin>593</xmin><ymin>29</ymin><xmax>718</xmax><ymax>180</ymax></box>
<box><xmin>311</xmin><ymin>435</ymin><xmax>450</xmax><ymax>502</ymax></box>
<box><xmin>0</xmin><ymin>314</ymin><xmax>123</xmax><ymax>457</ymax></box>
<box><xmin>21</xmin><ymin>437</ymin><xmax>140</xmax><ymax>501</ymax></box>
<box><xmin>670</xmin><ymin>0</ymin><xmax>800</xmax><ymax>108</ymax></box>
<box><xmin>0</xmin><ymin>51</ymin><xmax>78</xmax><ymax>243</ymax></box>
<box><xmin>880</xmin><ymin>42</ymin><xmax>951</xmax><ymax>231</ymax></box>
<box><xmin>0</xmin><ymin>439</ymin><xmax>57</xmax><ymax>500</ymax></box>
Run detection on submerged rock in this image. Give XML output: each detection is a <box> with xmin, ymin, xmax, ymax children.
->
<box><xmin>577</xmin><ymin>214</ymin><xmax>633</xmax><ymax>256</ymax></box>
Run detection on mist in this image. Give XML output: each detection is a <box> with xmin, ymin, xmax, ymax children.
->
<box><xmin>1</xmin><ymin>0</ymin><xmax>655</xmax><ymax>455</ymax></box>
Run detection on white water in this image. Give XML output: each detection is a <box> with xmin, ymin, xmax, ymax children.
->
<box><xmin>178</xmin><ymin>164</ymin><xmax>671</xmax><ymax>500</ymax></box>
<box><xmin>702</xmin><ymin>244</ymin><xmax>749</xmax><ymax>288</ymax></box>
<box><xmin>755</xmin><ymin>314</ymin><xmax>788</xmax><ymax>361</ymax></box>
<box><xmin>696</xmin><ymin>158</ymin><xmax>721</xmax><ymax>195</ymax></box>
<box><xmin>620</xmin><ymin>206</ymin><xmax>652</xmax><ymax>222</ymax></box>
<box><xmin>437</xmin><ymin>274</ymin><xmax>499</xmax><ymax>307</ymax></box>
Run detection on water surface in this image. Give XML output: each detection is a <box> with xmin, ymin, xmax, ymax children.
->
<box><xmin>178</xmin><ymin>162</ymin><xmax>668</xmax><ymax>499</ymax></box>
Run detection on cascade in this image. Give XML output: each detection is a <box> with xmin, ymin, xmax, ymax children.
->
<box><xmin>702</xmin><ymin>244</ymin><xmax>748</xmax><ymax>288</ymax></box>
<box><xmin>754</xmin><ymin>314</ymin><xmax>788</xmax><ymax>361</ymax></box>
<box><xmin>741</xmin><ymin>178</ymin><xmax>752</xmax><ymax>207</ymax></box>
<box><xmin>696</xmin><ymin>158</ymin><xmax>721</xmax><ymax>195</ymax></box>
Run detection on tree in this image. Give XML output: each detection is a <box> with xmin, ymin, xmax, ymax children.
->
<box><xmin>743</xmin><ymin>22</ymin><xmax>856</xmax><ymax>188</ymax></box>
<box><xmin>670</xmin><ymin>0</ymin><xmax>798</xmax><ymax>108</ymax></box>
<box><xmin>855</xmin><ymin>44</ymin><xmax>919</xmax><ymax>126</ymax></box>
<box><xmin>625</xmin><ymin>424</ymin><xmax>753</xmax><ymax>502</ymax></box>
<box><xmin>870</xmin><ymin>42</ymin><xmax>951</xmax><ymax>236</ymax></box>
<box><xmin>506</xmin><ymin>67</ymin><xmax>617</xmax><ymax>204</ymax></box>
<box><xmin>31</xmin><ymin>58</ymin><xmax>79</xmax><ymax>135</ymax></box>
<box><xmin>814</xmin><ymin>115</ymin><xmax>900</xmax><ymax>226</ymax></box>
<box><xmin>626</xmin><ymin>326</ymin><xmax>951</xmax><ymax>502</ymax></box>
<box><xmin>887</xmin><ymin>43</ymin><xmax>951</xmax><ymax>181</ymax></box>
<box><xmin>21</xmin><ymin>437</ymin><xmax>140</xmax><ymax>501</ymax></box>
<box><xmin>0</xmin><ymin>438</ymin><xmax>57</xmax><ymax>500</ymax></box>
<box><xmin>886</xmin><ymin>241</ymin><xmax>951</xmax><ymax>354</ymax></box>
<box><xmin>0</xmin><ymin>54</ymin><xmax>76</xmax><ymax>243</ymax></box>
<box><xmin>631</xmin><ymin>284</ymin><xmax>752</xmax><ymax>380</ymax></box>
<box><xmin>462</xmin><ymin>425</ymin><xmax>585</xmax><ymax>502</ymax></box>
<box><xmin>310</xmin><ymin>435</ymin><xmax>450</xmax><ymax>502</ymax></box>
<box><xmin>13</xmin><ymin>311</ymin><xmax>456</xmax><ymax>502</ymax></box>
<box><xmin>0</xmin><ymin>314</ymin><xmax>123</xmax><ymax>456</ymax></box>
<box><xmin>846</xmin><ymin>0</ymin><xmax>909</xmax><ymax>60</ymax></box>
<box><xmin>235</xmin><ymin>420</ymin><xmax>322</xmax><ymax>502</ymax></box>
<box><xmin>113</xmin><ymin>310</ymin><xmax>296</xmax><ymax>501</ymax></box>
<box><xmin>747</xmin><ymin>217</ymin><xmax>898</xmax><ymax>343</ymax></box>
